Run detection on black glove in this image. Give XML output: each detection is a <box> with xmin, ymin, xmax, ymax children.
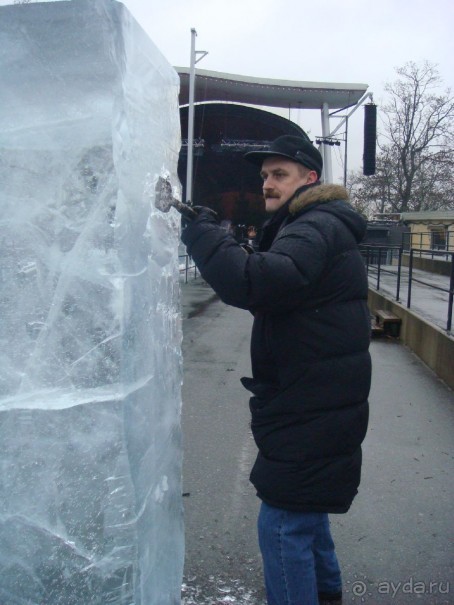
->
<box><xmin>181</xmin><ymin>205</ymin><xmax>218</xmax><ymax>229</ymax></box>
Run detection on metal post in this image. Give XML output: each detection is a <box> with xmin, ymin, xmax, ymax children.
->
<box><xmin>407</xmin><ymin>249</ymin><xmax>414</xmax><ymax>308</ymax></box>
<box><xmin>343</xmin><ymin>116</ymin><xmax>348</xmax><ymax>187</ymax></box>
<box><xmin>447</xmin><ymin>253</ymin><xmax>454</xmax><ymax>332</ymax></box>
<box><xmin>377</xmin><ymin>247</ymin><xmax>382</xmax><ymax>290</ymax></box>
<box><xmin>396</xmin><ymin>247</ymin><xmax>402</xmax><ymax>302</ymax></box>
<box><xmin>185</xmin><ymin>29</ymin><xmax>208</xmax><ymax>205</ymax></box>
<box><xmin>321</xmin><ymin>102</ymin><xmax>333</xmax><ymax>184</ymax></box>
<box><xmin>185</xmin><ymin>29</ymin><xmax>197</xmax><ymax>204</ymax></box>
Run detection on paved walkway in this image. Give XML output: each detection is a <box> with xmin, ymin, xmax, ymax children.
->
<box><xmin>180</xmin><ymin>278</ymin><xmax>454</xmax><ymax>605</ymax></box>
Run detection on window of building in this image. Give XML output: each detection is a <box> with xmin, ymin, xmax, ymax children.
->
<box><xmin>430</xmin><ymin>227</ymin><xmax>447</xmax><ymax>250</ymax></box>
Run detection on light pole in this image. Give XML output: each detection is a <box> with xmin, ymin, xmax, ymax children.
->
<box><xmin>321</xmin><ymin>102</ymin><xmax>333</xmax><ymax>184</ymax></box>
<box><xmin>185</xmin><ymin>28</ymin><xmax>208</xmax><ymax>204</ymax></box>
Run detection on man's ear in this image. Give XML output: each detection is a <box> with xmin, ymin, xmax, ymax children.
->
<box><xmin>307</xmin><ymin>170</ymin><xmax>319</xmax><ymax>184</ymax></box>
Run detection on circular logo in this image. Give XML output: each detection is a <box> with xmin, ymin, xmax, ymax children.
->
<box><xmin>352</xmin><ymin>581</ymin><xmax>367</xmax><ymax>597</ymax></box>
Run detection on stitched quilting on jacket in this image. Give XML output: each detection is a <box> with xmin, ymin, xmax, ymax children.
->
<box><xmin>182</xmin><ymin>182</ymin><xmax>371</xmax><ymax>513</ymax></box>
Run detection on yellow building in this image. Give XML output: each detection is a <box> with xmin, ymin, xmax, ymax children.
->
<box><xmin>401</xmin><ymin>211</ymin><xmax>454</xmax><ymax>251</ymax></box>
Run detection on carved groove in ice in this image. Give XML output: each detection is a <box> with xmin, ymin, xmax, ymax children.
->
<box><xmin>0</xmin><ymin>1</ymin><xmax>183</xmax><ymax>603</ymax></box>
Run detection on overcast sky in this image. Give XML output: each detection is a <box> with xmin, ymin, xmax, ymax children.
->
<box><xmin>122</xmin><ymin>0</ymin><xmax>454</xmax><ymax>182</ymax></box>
<box><xmin>3</xmin><ymin>0</ymin><xmax>453</xmax><ymax>182</ymax></box>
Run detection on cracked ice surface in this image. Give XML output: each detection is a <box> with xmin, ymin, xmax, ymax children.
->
<box><xmin>0</xmin><ymin>1</ymin><xmax>183</xmax><ymax>603</ymax></box>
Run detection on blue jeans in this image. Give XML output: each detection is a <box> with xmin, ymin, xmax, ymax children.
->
<box><xmin>257</xmin><ymin>502</ymin><xmax>342</xmax><ymax>605</ymax></box>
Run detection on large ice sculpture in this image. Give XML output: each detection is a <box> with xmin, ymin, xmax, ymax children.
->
<box><xmin>0</xmin><ymin>1</ymin><xmax>183</xmax><ymax>603</ymax></box>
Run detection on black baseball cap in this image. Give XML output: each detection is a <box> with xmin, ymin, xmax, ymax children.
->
<box><xmin>244</xmin><ymin>134</ymin><xmax>323</xmax><ymax>178</ymax></box>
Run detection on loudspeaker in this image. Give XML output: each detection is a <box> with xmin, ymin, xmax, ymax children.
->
<box><xmin>363</xmin><ymin>103</ymin><xmax>377</xmax><ymax>175</ymax></box>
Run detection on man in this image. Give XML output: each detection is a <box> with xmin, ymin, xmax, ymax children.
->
<box><xmin>181</xmin><ymin>134</ymin><xmax>371</xmax><ymax>605</ymax></box>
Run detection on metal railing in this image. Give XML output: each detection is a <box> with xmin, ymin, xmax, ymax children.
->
<box><xmin>361</xmin><ymin>246</ymin><xmax>403</xmax><ymax>298</ymax></box>
<box><xmin>360</xmin><ymin>244</ymin><xmax>454</xmax><ymax>332</ymax></box>
<box><xmin>179</xmin><ymin>254</ymin><xmax>198</xmax><ymax>283</ymax></box>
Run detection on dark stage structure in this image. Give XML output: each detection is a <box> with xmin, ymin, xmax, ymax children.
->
<box><xmin>176</xmin><ymin>67</ymin><xmax>369</xmax><ymax>231</ymax></box>
<box><xmin>178</xmin><ymin>103</ymin><xmax>309</xmax><ymax>229</ymax></box>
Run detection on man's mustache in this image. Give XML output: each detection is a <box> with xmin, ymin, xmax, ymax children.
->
<box><xmin>264</xmin><ymin>191</ymin><xmax>279</xmax><ymax>199</ymax></box>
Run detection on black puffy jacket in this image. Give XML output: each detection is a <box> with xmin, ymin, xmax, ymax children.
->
<box><xmin>181</xmin><ymin>183</ymin><xmax>371</xmax><ymax>513</ymax></box>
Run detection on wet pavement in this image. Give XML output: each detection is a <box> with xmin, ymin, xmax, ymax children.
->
<box><xmin>180</xmin><ymin>278</ymin><xmax>454</xmax><ymax>605</ymax></box>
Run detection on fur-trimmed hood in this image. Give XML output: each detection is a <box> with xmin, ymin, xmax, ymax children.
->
<box><xmin>289</xmin><ymin>183</ymin><xmax>349</xmax><ymax>215</ymax></box>
<box><xmin>288</xmin><ymin>182</ymin><xmax>366</xmax><ymax>243</ymax></box>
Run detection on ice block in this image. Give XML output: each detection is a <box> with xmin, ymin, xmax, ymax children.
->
<box><xmin>0</xmin><ymin>1</ymin><xmax>184</xmax><ymax>603</ymax></box>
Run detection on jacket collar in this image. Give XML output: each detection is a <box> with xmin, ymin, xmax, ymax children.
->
<box><xmin>289</xmin><ymin>183</ymin><xmax>350</xmax><ymax>216</ymax></box>
<box><xmin>258</xmin><ymin>183</ymin><xmax>350</xmax><ymax>251</ymax></box>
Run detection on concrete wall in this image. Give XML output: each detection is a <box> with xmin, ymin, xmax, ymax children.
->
<box><xmin>368</xmin><ymin>288</ymin><xmax>454</xmax><ymax>391</ymax></box>
<box><xmin>401</xmin><ymin>253</ymin><xmax>453</xmax><ymax>277</ymax></box>
<box><xmin>409</xmin><ymin>224</ymin><xmax>432</xmax><ymax>250</ymax></box>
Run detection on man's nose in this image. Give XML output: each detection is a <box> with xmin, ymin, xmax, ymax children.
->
<box><xmin>262</xmin><ymin>175</ymin><xmax>273</xmax><ymax>188</ymax></box>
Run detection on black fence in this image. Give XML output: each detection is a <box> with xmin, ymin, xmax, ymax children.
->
<box><xmin>180</xmin><ymin>247</ymin><xmax>454</xmax><ymax>332</ymax></box>
<box><xmin>360</xmin><ymin>245</ymin><xmax>454</xmax><ymax>332</ymax></box>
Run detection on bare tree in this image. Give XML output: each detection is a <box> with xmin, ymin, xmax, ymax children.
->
<box><xmin>349</xmin><ymin>61</ymin><xmax>454</xmax><ymax>214</ymax></box>
<box><xmin>348</xmin><ymin>147</ymin><xmax>402</xmax><ymax>218</ymax></box>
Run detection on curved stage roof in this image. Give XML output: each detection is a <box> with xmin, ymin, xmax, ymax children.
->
<box><xmin>176</xmin><ymin>67</ymin><xmax>368</xmax><ymax>110</ymax></box>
